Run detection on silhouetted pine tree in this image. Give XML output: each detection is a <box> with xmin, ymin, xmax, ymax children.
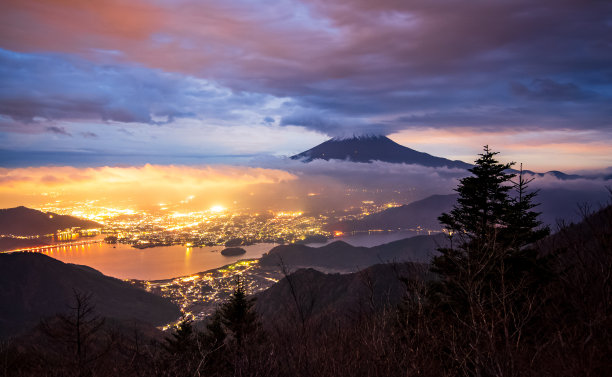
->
<box><xmin>161</xmin><ymin>318</ymin><xmax>202</xmax><ymax>376</ymax></box>
<box><xmin>505</xmin><ymin>163</ymin><xmax>550</xmax><ymax>248</ymax></box>
<box><xmin>432</xmin><ymin>146</ymin><xmax>550</xmax><ymax>303</ymax></box>
<box><xmin>163</xmin><ymin>318</ymin><xmax>195</xmax><ymax>355</ymax></box>
<box><xmin>203</xmin><ymin>311</ymin><xmax>226</xmax><ymax>351</ymax></box>
<box><xmin>429</xmin><ymin>146</ymin><xmax>551</xmax><ymax>376</ymax></box>
<box><xmin>219</xmin><ymin>276</ymin><xmax>260</xmax><ymax>348</ymax></box>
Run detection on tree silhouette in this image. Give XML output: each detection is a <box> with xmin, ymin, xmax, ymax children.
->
<box><xmin>163</xmin><ymin>318</ymin><xmax>195</xmax><ymax>356</ymax></box>
<box><xmin>41</xmin><ymin>290</ymin><xmax>106</xmax><ymax>377</ymax></box>
<box><xmin>432</xmin><ymin>146</ymin><xmax>549</xmax><ymax>302</ymax></box>
<box><xmin>429</xmin><ymin>146</ymin><xmax>551</xmax><ymax>376</ymax></box>
<box><xmin>219</xmin><ymin>276</ymin><xmax>260</xmax><ymax>348</ymax></box>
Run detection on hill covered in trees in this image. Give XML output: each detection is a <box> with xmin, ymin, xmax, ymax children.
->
<box><xmin>0</xmin><ymin>252</ymin><xmax>180</xmax><ymax>339</ymax></box>
<box><xmin>255</xmin><ymin>262</ymin><xmax>433</xmax><ymax>325</ymax></box>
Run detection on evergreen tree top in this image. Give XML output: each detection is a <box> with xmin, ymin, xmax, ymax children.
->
<box><xmin>434</xmin><ymin>145</ymin><xmax>549</xmax><ymax>279</ymax></box>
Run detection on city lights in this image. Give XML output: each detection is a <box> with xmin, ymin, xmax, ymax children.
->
<box><xmin>209</xmin><ymin>205</ymin><xmax>225</xmax><ymax>213</ymax></box>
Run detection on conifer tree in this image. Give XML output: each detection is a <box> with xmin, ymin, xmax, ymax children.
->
<box><xmin>432</xmin><ymin>146</ymin><xmax>549</xmax><ymax>291</ymax></box>
<box><xmin>219</xmin><ymin>276</ymin><xmax>260</xmax><ymax>347</ymax></box>
<box><xmin>505</xmin><ymin>163</ymin><xmax>550</xmax><ymax>249</ymax></box>
<box><xmin>163</xmin><ymin>318</ymin><xmax>195</xmax><ymax>355</ymax></box>
<box><xmin>203</xmin><ymin>311</ymin><xmax>226</xmax><ymax>351</ymax></box>
<box><xmin>432</xmin><ymin>145</ymin><xmax>516</xmax><ymax>305</ymax></box>
<box><xmin>429</xmin><ymin>146</ymin><xmax>551</xmax><ymax>376</ymax></box>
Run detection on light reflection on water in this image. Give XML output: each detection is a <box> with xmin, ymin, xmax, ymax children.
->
<box><xmin>31</xmin><ymin>231</ymin><xmax>421</xmax><ymax>280</ymax></box>
<box><xmin>38</xmin><ymin>242</ymin><xmax>277</xmax><ymax>280</ymax></box>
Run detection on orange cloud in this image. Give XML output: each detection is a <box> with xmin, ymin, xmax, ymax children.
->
<box><xmin>0</xmin><ymin>0</ymin><xmax>162</xmax><ymax>52</ymax></box>
<box><xmin>0</xmin><ymin>164</ymin><xmax>297</xmax><ymax>209</ymax></box>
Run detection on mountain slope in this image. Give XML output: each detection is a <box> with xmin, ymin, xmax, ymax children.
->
<box><xmin>290</xmin><ymin>136</ymin><xmax>598</xmax><ymax>182</ymax></box>
<box><xmin>291</xmin><ymin>135</ymin><xmax>472</xmax><ymax>169</ymax></box>
<box><xmin>0</xmin><ymin>206</ymin><xmax>101</xmax><ymax>236</ymax></box>
<box><xmin>0</xmin><ymin>236</ymin><xmax>50</xmax><ymax>252</ymax></box>
<box><xmin>327</xmin><ymin>187</ymin><xmax>611</xmax><ymax>234</ymax></box>
<box><xmin>0</xmin><ymin>252</ymin><xmax>181</xmax><ymax>339</ymax></box>
<box><xmin>255</xmin><ymin>262</ymin><xmax>432</xmax><ymax>325</ymax></box>
<box><xmin>327</xmin><ymin>194</ymin><xmax>458</xmax><ymax>233</ymax></box>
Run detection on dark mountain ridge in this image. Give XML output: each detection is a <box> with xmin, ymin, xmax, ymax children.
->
<box><xmin>329</xmin><ymin>187</ymin><xmax>611</xmax><ymax>234</ymax></box>
<box><xmin>0</xmin><ymin>206</ymin><xmax>101</xmax><ymax>236</ymax></box>
<box><xmin>259</xmin><ymin>233</ymin><xmax>447</xmax><ymax>271</ymax></box>
<box><xmin>326</xmin><ymin>193</ymin><xmax>458</xmax><ymax>233</ymax></box>
<box><xmin>0</xmin><ymin>252</ymin><xmax>181</xmax><ymax>339</ymax></box>
<box><xmin>255</xmin><ymin>262</ymin><xmax>433</xmax><ymax>325</ymax></box>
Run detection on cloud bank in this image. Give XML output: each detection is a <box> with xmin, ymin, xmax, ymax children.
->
<box><xmin>0</xmin><ymin>0</ymin><xmax>610</xmax><ymax>167</ymax></box>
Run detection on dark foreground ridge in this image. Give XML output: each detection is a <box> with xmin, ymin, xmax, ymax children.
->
<box><xmin>255</xmin><ymin>262</ymin><xmax>433</xmax><ymax>324</ymax></box>
<box><xmin>1</xmin><ymin>203</ymin><xmax>610</xmax><ymax>376</ymax></box>
<box><xmin>0</xmin><ymin>252</ymin><xmax>181</xmax><ymax>339</ymax></box>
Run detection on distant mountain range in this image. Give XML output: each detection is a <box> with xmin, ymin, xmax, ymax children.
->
<box><xmin>326</xmin><ymin>194</ymin><xmax>458</xmax><ymax>233</ymax></box>
<box><xmin>291</xmin><ymin>135</ymin><xmax>608</xmax><ymax>180</ymax></box>
<box><xmin>0</xmin><ymin>206</ymin><xmax>101</xmax><ymax>236</ymax></box>
<box><xmin>259</xmin><ymin>234</ymin><xmax>447</xmax><ymax>272</ymax></box>
<box><xmin>0</xmin><ymin>252</ymin><xmax>180</xmax><ymax>339</ymax></box>
<box><xmin>326</xmin><ymin>187</ymin><xmax>611</xmax><ymax>233</ymax></box>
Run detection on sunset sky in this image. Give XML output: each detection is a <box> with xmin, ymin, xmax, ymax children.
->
<box><xmin>1</xmin><ymin>0</ymin><xmax>611</xmax><ymax>171</ymax></box>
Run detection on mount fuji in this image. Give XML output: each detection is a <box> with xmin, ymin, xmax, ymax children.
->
<box><xmin>291</xmin><ymin>135</ymin><xmax>471</xmax><ymax>169</ymax></box>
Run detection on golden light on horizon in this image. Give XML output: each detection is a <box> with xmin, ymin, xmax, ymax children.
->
<box><xmin>0</xmin><ymin>164</ymin><xmax>297</xmax><ymax>209</ymax></box>
<box><xmin>390</xmin><ymin>128</ymin><xmax>612</xmax><ymax>171</ymax></box>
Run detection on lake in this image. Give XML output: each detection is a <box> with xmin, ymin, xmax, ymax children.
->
<box><xmin>38</xmin><ymin>242</ymin><xmax>276</xmax><ymax>280</ymax></box>
<box><xmin>33</xmin><ymin>231</ymin><xmax>423</xmax><ymax>280</ymax></box>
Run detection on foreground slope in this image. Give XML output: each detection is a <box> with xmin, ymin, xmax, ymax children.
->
<box><xmin>256</xmin><ymin>262</ymin><xmax>432</xmax><ymax>324</ymax></box>
<box><xmin>0</xmin><ymin>252</ymin><xmax>181</xmax><ymax>339</ymax></box>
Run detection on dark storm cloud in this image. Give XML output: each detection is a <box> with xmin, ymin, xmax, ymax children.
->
<box><xmin>280</xmin><ymin>112</ymin><xmax>342</xmax><ymax>134</ymax></box>
<box><xmin>0</xmin><ymin>49</ymin><xmax>273</xmax><ymax>129</ymax></box>
<box><xmin>271</xmin><ymin>0</ymin><xmax>612</xmax><ymax>135</ymax></box>
<box><xmin>0</xmin><ymin>0</ymin><xmax>610</xmax><ymax>137</ymax></box>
